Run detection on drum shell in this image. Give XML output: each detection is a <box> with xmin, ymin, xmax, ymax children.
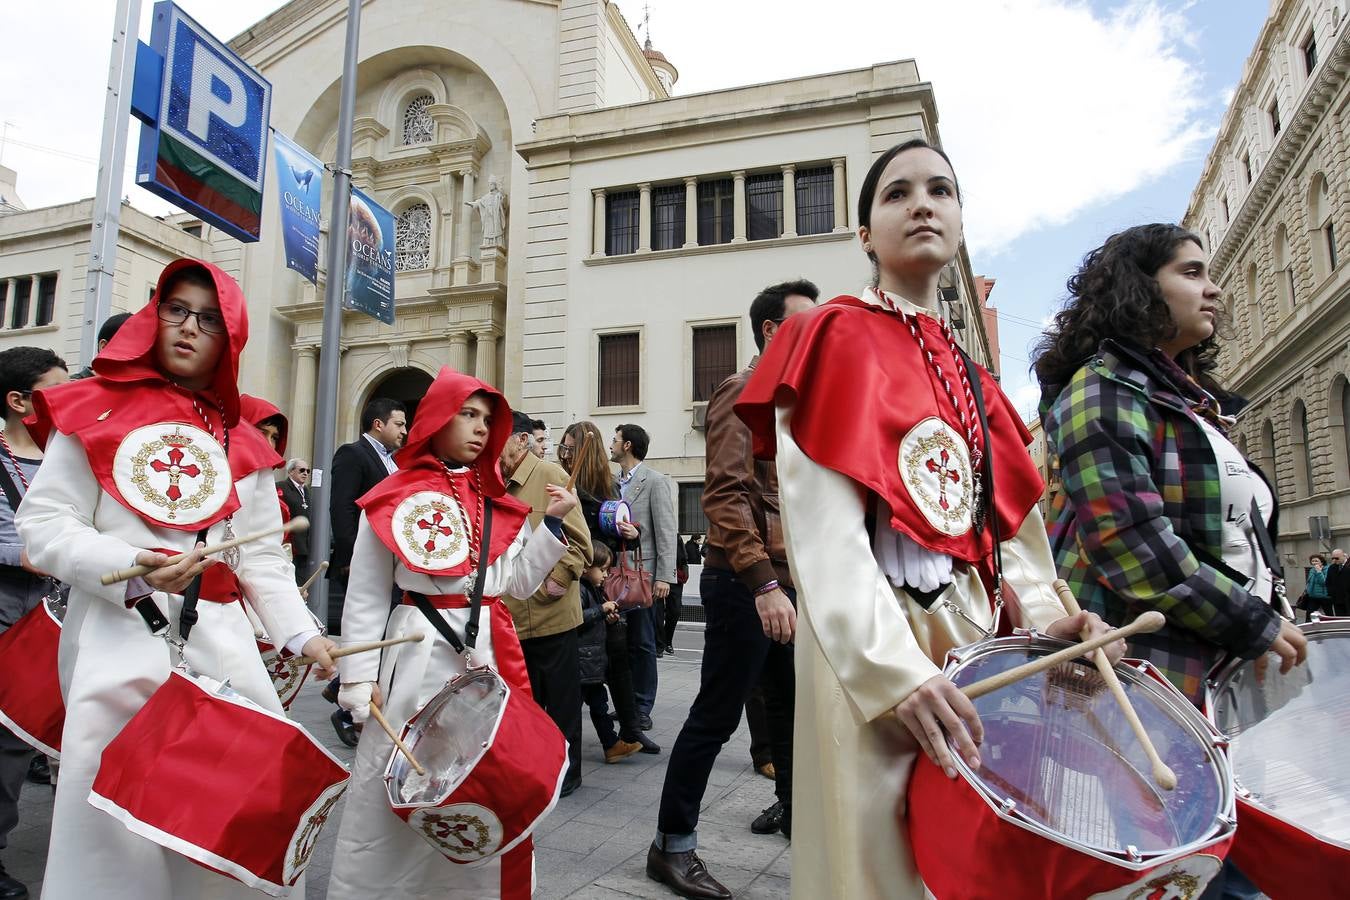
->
<box><xmin>0</xmin><ymin>599</ymin><xmax>64</xmax><ymax>757</ymax></box>
<box><xmin>597</xmin><ymin>500</ymin><xmax>632</xmax><ymax>538</ymax></box>
<box><xmin>245</xmin><ymin>603</ymin><xmax>320</xmax><ymax>710</ymax></box>
<box><xmin>89</xmin><ymin>669</ymin><xmax>349</xmax><ymax>897</ymax></box>
<box><xmin>385</xmin><ymin>666</ymin><xmax>567</xmax><ymax>867</ymax></box>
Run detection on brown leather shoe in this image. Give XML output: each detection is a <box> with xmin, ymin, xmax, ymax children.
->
<box><xmin>755</xmin><ymin>762</ymin><xmax>775</xmax><ymax>780</ymax></box>
<box><xmin>646</xmin><ymin>844</ymin><xmax>733</xmax><ymax>899</ymax></box>
<box><xmin>604</xmin><ymin>739</ymin><xmax>643</xmax><ymax>763</ymax></box>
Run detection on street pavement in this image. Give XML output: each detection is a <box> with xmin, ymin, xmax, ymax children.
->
<box><xmin>6</xmin><ymin>587</ymin><xmax>791</xmax><ymax>898</ymax></box>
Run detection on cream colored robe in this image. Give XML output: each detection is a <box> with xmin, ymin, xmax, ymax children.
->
<box><xmin>775</xmin><ymin>406</ymin><xmax>1067</xmax><ymax>900</ymax></box>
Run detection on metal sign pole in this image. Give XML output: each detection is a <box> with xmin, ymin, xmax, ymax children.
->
<box><xmin>80</xmin><ymin>0</ymin><xmax>142</xmax><ymax>367</ymax></box>
<box><xmin>307</xmin><ymin>0</ymin><xmax>361</xmax><ymax>625</ymax></box>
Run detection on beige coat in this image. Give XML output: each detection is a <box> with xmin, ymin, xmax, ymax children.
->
<box><xmin>503</xmin><ymin>451</ymin><xmax>592</xmax><ymax>639</ymax></box>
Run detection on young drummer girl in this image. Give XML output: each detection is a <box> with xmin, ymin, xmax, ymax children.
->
<box><xmin>328</xmin><ymin>366</ymin><xmax>576</xmax><ymax>900</ymax></box>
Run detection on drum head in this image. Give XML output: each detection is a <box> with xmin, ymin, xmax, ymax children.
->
<box><xmin>948</xmin><ymin>639</ymin><xmax>1229</xmax><ymax>862</ymax></box>
<box><xmin>1210</xmin><ymin>621</ymin><xmax>1350</xmax><ymax>844</ymax></box>
<box><xmin>387</xmin><ymin>669</ymin><xmax>506</xmax><ymax>807</ymax></box>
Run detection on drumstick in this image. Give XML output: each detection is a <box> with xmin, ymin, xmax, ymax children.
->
<box><xmin>962</xmin><ymin>611</ymin><xmax>1165</xmax><ymax>701</ymax></box>
<box><xmin>1053</xmin><ymin>580</ymin><xmax>1178</xmax><ymax>791</ymax></box>
<box><xmin>99</xmin><ymin>518</ymin><xmax>310</xmax><ymax>585</ymax></box>
<box><xmin>367</xmin><ymin>699</ymin><xmax>426</xmax><ymax>776</ymax></box>
<box><xmin>564</xmin><ymin>431</ymin><xmax>592</xmax><ymax>493</ymax></box>
<box><xmin>299</xmin><ymin>561</ymin><xmax>329</xmax><ymax>594</ymax></box>
<box><xmin>288</xmin><ymin>633</ymin><xmax>425</xmax><ymax>667</ymax></box>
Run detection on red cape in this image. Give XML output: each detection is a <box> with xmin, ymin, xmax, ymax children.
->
<box><xmin>239</xmin><ymin>394</ymin><xmax>289</xmax><ymax>459</ymax></box>
<box><xmin>735</xmin><ymin>295</ymin><xmax>1043</xmax><ymax>565</ymax></box>
<box><xmin>28</xmin><ymin>259</ymin><xmax>279</xmax><ymax>532</ymax></box>
<box><xmin>359</xmin><ymin>367</ymin><xmax>529</xmax><ymax>576</ymax></box>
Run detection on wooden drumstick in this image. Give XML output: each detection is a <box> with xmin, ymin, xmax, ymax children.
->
<box><xmin>367</xmin><ymin>699</ymin><xmax>426</xmax><ymax>776</ymax></box>
<box><xmin>1053</xmin><ymin>580</ymin><xmax>1177</xmax><ymax>791</ymax></box>
<box><xmin>962</xmin><ymin>612</ymin><xmax>1165</xmax><ymax>701</ymax></box>
<box><xmin>288</xmin><ymin>633</ymin><xmax>425</xmax><ymax>667</ymax></box>
<box><xmin>299</xmin><ymin>561</ymin><xmax>329</xmax><ymax>594</ymax></box>
<box><xmin>564</xmin><ymin>430</ymin><xmax>592</xmax><ymax>493</ymax></box>
<box><xmin>100</xmin><ymin>518</ymin><xmax>310</xmax><ymax>585</ymax></box>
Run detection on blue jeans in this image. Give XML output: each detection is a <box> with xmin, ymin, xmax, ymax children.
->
<box><xmin>626</xmin><ymin>604</ymin><xmax>658</xmax><ymax>718</ymax></box>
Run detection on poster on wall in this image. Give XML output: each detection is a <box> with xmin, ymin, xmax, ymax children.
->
<box><xmin>271</xmin><ymin>131</ymin><xmax>322</xmax><ymax>283</ymax></box>
<box><xmin>344</xmin><ymin>187</ymin><xmax>396</xmax><ymax>325</ymax></box>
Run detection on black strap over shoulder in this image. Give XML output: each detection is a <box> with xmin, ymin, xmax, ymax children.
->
<box><xmin>176</xmin><ymin>525</ymin><xmax>211</xmax><ymax>642</ymax></box>
<box><xmin>410</xmin><ymin>499</ymin><xmax>494</xmax><ymax>654</ymax></box>
<box><xmin>0</xmin><ymin>459</ymin><xmax>23</xmax><ymax>513</ymax></box>
<box><xmin>957</xmin><ymin>348</ymin><xmax>1003</xmax><ymax>557</ymax></box>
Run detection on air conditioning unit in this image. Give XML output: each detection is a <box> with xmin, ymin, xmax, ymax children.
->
<box><xmin>691</xmin><ymin>402</ymin><xmax>709</xmax><ymax>430</ymax></box>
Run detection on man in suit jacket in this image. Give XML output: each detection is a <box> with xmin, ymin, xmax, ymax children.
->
<box><xmin>278</xmin><ymin>458</ymin><xmax>311</xmax><ymax>584</ymax></box>
<box><xmin>1327</xmin><ymin>548</ymin><xmax>1349</xmax><ymax>617</ymax></box>
<box><xmin>330</xmin><ymin>397</ymin><xmax>407</xmax><ymax>581</ymax></box>
<box><xmin>610</xmin><ymin>423</ymin><xmax>677</xmax><ymax>727</ymax></box>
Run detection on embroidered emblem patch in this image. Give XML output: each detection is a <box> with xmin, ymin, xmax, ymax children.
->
<box><xmin>284</xmin><ymin>781</ymin><xmax>348</xmax><ymax>883</ymax></box>
<box><xmin>113</xmin><ymin>424</ymin><xmax>230</xmax><ymax>524</ymax></box>
<box><xmin>393</xmin><ymin>491</ymin><xmax>470</xmax><ymax>571</ymax></box>
<box><xmin>411</xmin><ymin>803</ymin><xmax>503</xmax><ymax>862</ymax></box>
<box><xmin>1086</xmin><ymin>855</ymin><xmax>1222</xmax><ymax>900</ymax></box>
<box><xmin>898</xmin><ymin>417</ymin><xmax>973</xmax><ymax>537</ymax></box>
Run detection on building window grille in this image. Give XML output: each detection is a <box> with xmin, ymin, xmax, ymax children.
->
<box><xmin>692</xmin><ymin>323</ymin><xmax>737</xmax><ymax>402</ymax></box>
<box><xmin>35</xmin><ymin>274</ymin><xmax>57</xmax><ymax>327</ymax></box>
<box><xmin>395</xmin><ymin>202</ymin><xmax>432</xmax><ymax>271</ymax></box>
<box><xmin>401</xmin><ymin>94</ymin><xmax>435</xmax><ymax>146</ymax></box>
<box><xmin>795</xmin><ymin>166</ymin><xmax>834</xmax><ymax>235</ymax></box>
<box><xmin>10</xmin><ymin>277</ymin><xmax>31</xmax><ymax>330</ymax></box>
<box><xmin>746</xmin><ymin>173</ymin><xmax>783</xmax><ymax>241</ymax></box>
<box><xmin>1268</xmin><ymin>100</ymin><xmax>1281</xmax><ymax>138</ymax></box>
<box><xmin>651</xmin><ymin>184</ymin><xmax>686</xmax><ymax>251</ymax></box>
<box><xmin>697</xmin><ymin>178</ymin><xmax>734</xmax><ymax>246</ymax></box>
<box><xmin>597</xmin><ymin>332</ymin><xmax>640</xmax><ymax>407</ymax></box>
<box><xmin>678</xmin><ymin>481</ymin><xmax>707</xmax><ymax>535</ymax></box>
<box><xmin>605</xmin><ymin>191</ymin><xmax>639</xmax><ymax>256</ymax></box>
<box><xmin>1303</xmin><ymin>33</ymin><xmax>1318</xmax><ymax>75</ymax></box>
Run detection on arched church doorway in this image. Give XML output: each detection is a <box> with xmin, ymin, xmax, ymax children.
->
<box><xmin>365</xmin><ymin>367</ymin><xmax>434</xmax><ymax>429</ymax></box>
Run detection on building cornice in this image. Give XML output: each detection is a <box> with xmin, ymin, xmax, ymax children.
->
<box><xmin>604</xmin><ymin>2</ymin><xmax>668</xmax><ymax>101</ymax></box>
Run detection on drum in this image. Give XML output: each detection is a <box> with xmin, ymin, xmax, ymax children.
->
<box><xmin>0</xmin><ymin>593</ymin><xmax>65</xmax><ymax>757</ymax></box>
<box><xmin>89</xmin><ymin>668</ymin><xmax>349</xmax><ymax>897</ymax></box>
<box><xmin>909</xmin><ymin>633</ymin><xmax>1234</xmax><ymax>900</ymax></box>
<box><xmin>244</xmin><ymin>602</ymin><xmax>321</xmax><ymax>710</ymax></box>
<box><xmin>598</xmin><ymin>499</ymin><xmax>632</xmax><ymax>537</ymax></box>
<box><xmin>384</xmin><ymin>664</ymin><xmax>567</xmax><ymax>867</ymax></box>
<box><xmin>1208</xmin><ymin>617</ymin><xmax>1350</xmax><ymax>899</ymax></box>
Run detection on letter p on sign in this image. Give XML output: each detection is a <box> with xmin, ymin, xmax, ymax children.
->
<box><xmin>187</xmin><ymin>42</ymin><xmax>247</xmax><ymax>141</ymax></box>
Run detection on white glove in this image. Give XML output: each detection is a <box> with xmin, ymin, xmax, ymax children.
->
<box><xmin>874</xmin><ymin>523</ymin><xmax>953</xmax><ymax>593</ymax></box>
<box><xmin>337</xmin><ymin>682</ymin><xmax>374</xmax><ymax>724</ymax></box>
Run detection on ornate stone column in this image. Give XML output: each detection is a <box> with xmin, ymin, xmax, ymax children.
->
<box><xmin>637</xmin><ymin>182</ymin><xmax>652</xmax><ymax>253</ymax></box>
<box><xmin>832</xmin><ymin>158</ymin><xmax>848</xmax><ymax>233</ymax></box>
<box><xmin>683</xmin><ymin>177</ymin><xmax>698</xmax><ymax>249</ymax></box>
<box><xmin>290</xmin><ymin>346</ymin><xmax>319</xmax><ymax>458</ymax></box>
<box><xmin>453</xmin><ymin>168</ymin><xmax>479</xmax><ymax>286</ymax></box>
<box><xmin>592</xmin><ymin>188</ymin><xmax>607</xmax><ymax>257</ymax></box>
<box><xmin>448</xmin><ymin>330</ymin><xmax>470</xmax><ymax>374</ymax></box>
<box><xmin>473</xmin><ymin>326</ymin><xmax>500</xmax><ymax>386</ymax></box>
<box><xmin>781</xmin><ymin>164</ymin><xmax>797</xmax><ymax>239</ymax></box>
<box><xmin>731</xmin><ymin>171</ymin><xmax>747</xmax><ymax>244</ymax></box>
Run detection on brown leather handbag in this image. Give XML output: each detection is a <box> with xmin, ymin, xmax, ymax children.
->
<box><xmin>604</xmin><ymin>541</ymin><xmax>653</xmax><ymax>610</ymax></box>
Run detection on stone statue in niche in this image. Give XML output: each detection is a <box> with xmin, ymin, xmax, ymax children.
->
<box><xmin>465</xmin><ymin>175</ymin><xmax>508</xmax><ymax>249</ymax></box>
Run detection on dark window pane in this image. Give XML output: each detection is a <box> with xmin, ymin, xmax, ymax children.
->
<box><xmin>598</xmin><ymin>332</ymin><xmax>640</xmax><ymax>407</ymax></box>
<box><xmin>1270</xmin><ymin>102</ymin><xmax>1281</xmax><ymax>136</ymax></box>
<box><xmin>10</xmin><ymin>277</ymin><xmax>31</xmax><ymax>330</ymax></box>
<box><xmin>1304</xmin><ymin>35</ymin><xmax>1317</xmax><ymax>74</ymax></box>
<box><xmin>746</xmin><ymin>173</ymin><xmax>782</xmax><ymax>241</ymax></box>
<box><xmin>697</xmin><ymin>179</ymin><xmax>734</xmax><ymax>246</ymax></box>
<box><xmin>1328</xmin><ymin>224</ymin><xmax>1339</xmax><ymax>270</ymax></box>
<box><xmin>679</xmin><ymin>481</ymin><xmax>707</xmax><ymax>535</ymax></box>
<box><xmin>606</xmin><ymin>191</ymin><xmax>639</xmax><ymax>256</ymax></box>
<box><xmin>651</xmin><ymin>184</ymin><xmax>686</xmax><ymax>251</ymax></box>
<box><xmin>0</xmin><ymin>281</ymin><xmax>7</xmax><ymax>327</ymax></box>
<box><xmin>795</xmin><ymin>166</ymin><xmax>835</xmax><ymax>235</ymax></box>
<box><xmin>692</xmin><ymin>324</ymin><xmax>737</xmax><ymax>402</ymax></box>
<box><xmin>35</xmin><ymin>274</ymin><xmax>57</xmax><ymax>327</ymax></box>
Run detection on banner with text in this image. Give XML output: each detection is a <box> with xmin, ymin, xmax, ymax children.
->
<box><xmin>344</xmin><ymin>187</ymin><xmax>396</xmax><ymax>325</ymax></box>
<box><xmin>271</xmin><ymin>131</ymin><xmax>322</xmax><ymax>283</ymax></box>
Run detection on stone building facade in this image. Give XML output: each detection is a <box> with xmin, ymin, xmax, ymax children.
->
<box><xmin>1183</xmin><ymin>0</ymin><xmax>1350</xmax><ymax>593</ymax></box>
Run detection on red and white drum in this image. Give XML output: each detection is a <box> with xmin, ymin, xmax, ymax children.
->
<box><xmin>89</xmin><ymin>668</ymin><xmax>349</xmax><ymax>897</ymax></box>
<box><xmin>244</xmin><ymin>603</ymin><xmax>322</xmax><ymax>710</ymax></box>
<box><xmin>909</xmin><ymin>632</ymin><xmax>1235</xmax><ymax>900</ymax></box>
<box><xmin>1208</xmin><ymin>616</ymin><xmax>1350</xmax><ymax>899</ymax></box>
<box><xmin>0</xmin><ymin>594</ymin><xmax>65</xmax><ymax>757</ymax></box>
<box><xmin>384</xmin><ymin>664</ymin><xmax>567</xmax><ymax>867</ymax></box>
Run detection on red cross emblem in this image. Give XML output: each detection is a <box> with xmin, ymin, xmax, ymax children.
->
<box><xmin>925</xmin><ymin>448</ymin><xmax>961</xmax><ymax>511</ymax></box>
<box><xmin>415</xmin><ymin>511</ymin><xmax>456</xmax><ymax>552</ymax></box>
<box><xmin>148</xmin><ymin>438</ymin><xmax>202</xmax><ymax>502</ymax></box>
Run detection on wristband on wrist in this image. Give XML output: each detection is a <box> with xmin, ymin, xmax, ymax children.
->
<box><xmin>754</xmin><ymin>580</ymin><xmax>780</xmax><ymax>597</ymax></box>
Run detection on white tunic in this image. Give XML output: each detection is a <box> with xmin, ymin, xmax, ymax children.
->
<box><xmin>1198</xmin><ymin>419</ymin><xmax>1275</xmax><ymax>603</ymax></box>
<box><xmin>325</xmin><ymin>510</ymin><xmax>564</xmax><ymax>900</ymax></box>
<box><xmin>774</xmin><ymin>406</ymin><xmax>1067</xmax><ymax>900</ymax></box>
<box><xmin>16</xmin><ymin>430</ymin><xmax>317</xmax><ymax>900</ymax></box>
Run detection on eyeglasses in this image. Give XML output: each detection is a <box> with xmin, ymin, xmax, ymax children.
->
<box><xmin>158</xmin><ymin>302</ymin><xmax>227</xmax><ymax>334</ymax></box>
<box><xmin>558</xmin><ymin>445</ymin><xmax>575</xmax><ymax>458</ymax></box>
<box><xmin>296</xmin><ymin>468</ymin><xmax>310</xmax><ymax>474</ymax></box>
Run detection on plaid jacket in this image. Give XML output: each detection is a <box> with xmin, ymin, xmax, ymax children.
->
<box><xmin>1043</xmin><ymin>340</ymin><xmax>1281</xmax><ymax>706</ymax></box>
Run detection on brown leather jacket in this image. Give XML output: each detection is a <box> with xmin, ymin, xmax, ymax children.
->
<box><xmin>702</xmin><ymin>358</ymin><xmax>792</xmax><ymax>591</ymax></box>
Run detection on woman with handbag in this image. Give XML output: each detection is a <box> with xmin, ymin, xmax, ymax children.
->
<box><xmin>1303</xmin><ymin>554</ymin><xmax>1330</xmax><ymax>620</ymax></box>
<box><xmin>558</xmin><ymin>422</ymin><xmax>658</xmax><ymax>754</ymax></box>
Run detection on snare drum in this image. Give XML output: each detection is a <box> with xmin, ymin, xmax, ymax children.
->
<box><xmin>0</xmin><ymin>593</ymin><xmax>65</xmax><ymax>757</ymax></box>
<box><xmin>384</xmin><ymin>664</ymin><xmax>567</xmax><ymax>867</ymax></box>
<box><xmin>1208</xmin><ymin>617</ymin><xmax>1350</xmax><ymax>899</ymax></box>
<box><xmin>90</xmin><ymin>668</ymin><xmax>350</xmax><ymax>897</ymax></box>
<box><xmin>598</xmin><ymin>499</ymin><xmax>632</xmax><ymax>537</ymax></box>
<box><xmin>909</xmin><ymin>633</ymin><xmax>1234</xmax><ymax>900</ymax></box>
<box><xmin>244</xmin><ymin>603</ymin><xmax>322</xmax><ymax>710</ymax></box>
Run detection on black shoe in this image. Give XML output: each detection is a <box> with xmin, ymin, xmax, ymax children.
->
<box><xmin>560</xmin><ymin>777</ymin><xmax>582</xmax><ymax>798</ymax></box>
<box><xmin>751</xmin><ymin>800</ymin><xmax>784</xmax><ymax>835</ymax></box>
<box><xmin>638</xmin><ymin>713</ymin><xmax>653</xmax><ymax>731</ymax></box>
<box><xmin>634</xmin><ymin>732</ymin><xmax>662</xmax><ymax>754</ymax></box>
<box><xmin>321</xmin><ymin>680</ymin><xmax>340</xmax><ymax>705</ymax></box>
<box><xmin>331</xmin><ymin>709</ymin><xmax>360</xmax><ymax>748</ymax></box>
<box><xmin>0</xmin><ymin>859</ymin><xmax>28</xmax><ymax>900</ymax></box>
<box><xmin>26</xmin><ymin>756</ymin><xmax>50</xmax><ymax>785</ymax></box>
<box><xmin>665</xmin><ymin>643</ymin><xmax>676</xmax><ymax>655</ymax></box>
<box><xmin>780</xmin><ymin>807</ymin><xmax>791</xmax><ymax>840</ymax></box>
<box><xmin>645</xmin><ymin>844</ymin><xmax>732</xmax><ymax>899</ymax></box>
<box><xmin>656</xmin><ymin>646</ymin><xmax>665</xmax><ymax>658</ymax></box>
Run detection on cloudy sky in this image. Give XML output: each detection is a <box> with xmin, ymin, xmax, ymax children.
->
<box><xmin>1</xmin><ymin>0</ymin><xmax>1267</xmax><ymax>417</ymax></box>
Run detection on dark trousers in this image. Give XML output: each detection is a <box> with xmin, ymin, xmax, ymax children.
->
<box><xmin>626</xmin><ymin>605</ymin><xmax>658</xmax><ymax>718</ymax></box>
<box><xmin>292</xmin><ymin>554</ymin><xmax>310</xmax><ymax>587</ymax></box>
<box><xmin>746</xmin><ymin>683</ymin><xmax>771</xmax><ymax>768</ymax></box>
<box><xmin>657</xmin><ymin>567</ymin><xmax>795</xmax><ymax>839</ymax></box>
<box><xmin>582</xmin><ymin>620</ymin><xmax>643</xmax><ymax>748</ymax></box>
<box><xmin>0</xmin><ymin>723</ymin><xmax>32</xmax><ymax>851</ymax></box>
<box><xmin>521</xmin><ymin>628</ymin><xmax>584</xmax><ymax>787</ymax></box>
<box><xmin>660</xmin><ymin>583</ymin><xmax>683</xmax><ymax>648</ymax></box>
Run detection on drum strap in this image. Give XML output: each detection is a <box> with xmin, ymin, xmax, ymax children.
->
<box><xmin>409</xmin><ymin>500</ymin><xmax>494</xmax><ymax>654</ymax></box>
